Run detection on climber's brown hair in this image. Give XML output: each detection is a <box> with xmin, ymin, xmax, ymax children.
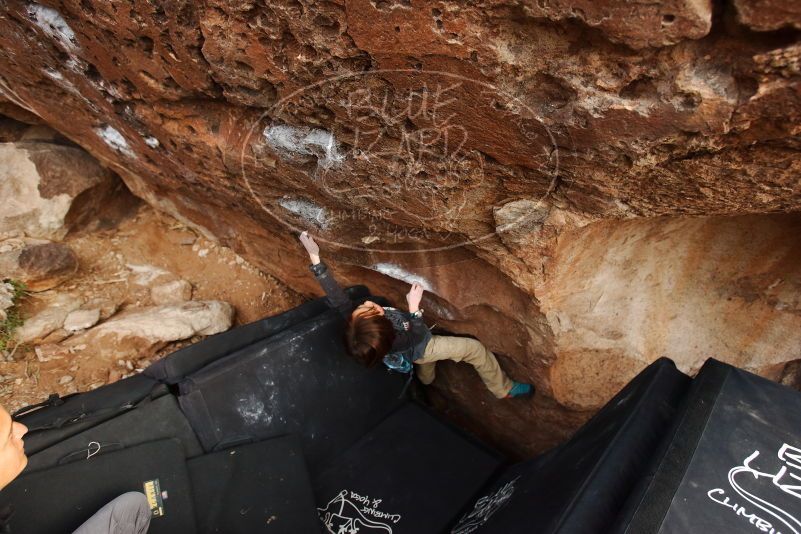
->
<box><xmin>346</xmin><ymin>307</ymin><xmax>395</xmax><ymax>368</ymax></box>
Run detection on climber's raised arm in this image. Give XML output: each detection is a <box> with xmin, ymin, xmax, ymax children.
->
<box><xmin>298</xmin><ymin>231</ymin><xmax>352</xmax><ymax>318</ymax></box>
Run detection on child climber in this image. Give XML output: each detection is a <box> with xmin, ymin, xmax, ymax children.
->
<box><xmin>298</xmin><ymin>232</ymin><xmax>534</xmax><ymax>399</ymax></box>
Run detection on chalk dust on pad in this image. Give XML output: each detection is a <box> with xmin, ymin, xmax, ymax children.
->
<box><xmin>236</xmin><ymin>394</ymin><xmax>272</xmax><ymax>426</ymax></box>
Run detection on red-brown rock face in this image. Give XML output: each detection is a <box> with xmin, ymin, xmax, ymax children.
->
<box><xmin>540</xmin><ymin>213</ymin><xmax>801</xmax><ymax>409</ymax></box>
<box><xmin>1</xmin><ymin>0</ymin><xmax>800</xmax><ymax>453</ymax></box>
<box><xmin>734</xmin><ymin>0</ymin><xmax>801</xmax><ymax>31</ymax></box>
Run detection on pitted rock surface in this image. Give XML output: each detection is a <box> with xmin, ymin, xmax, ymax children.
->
<box><xmin>734</xmin><ymin>0</ymin><xmax>801</xmax><ymax>31</ymax></box>
<box><xmin>1</xmin><ymin>0</ymin><xmax>800</xmax><ymax>452</ymax></box>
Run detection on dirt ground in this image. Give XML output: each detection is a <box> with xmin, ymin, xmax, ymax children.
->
<box><xmin>1</xmin><ymin>203</ymin><xmax>303</xmax><ymax>413</ymax></box>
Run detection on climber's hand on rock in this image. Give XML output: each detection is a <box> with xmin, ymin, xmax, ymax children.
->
<box><xmin>299</xmin><ymin>231</ymin><xmax>321</xmax><ymax>265</ymax></box>
<box><xmin>406</xmin><ymin>282</ymin><xmax>424</xmax><ymax>313</ymax></box>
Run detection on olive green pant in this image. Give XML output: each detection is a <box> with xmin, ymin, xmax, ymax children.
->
<box><xmin>414</xmin><ymin>335</ymin><xmax>513</xmax><ymax>399</ymax></box>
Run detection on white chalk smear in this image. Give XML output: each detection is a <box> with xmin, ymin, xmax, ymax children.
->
<box><xmin>28</xmin><ymin>4</ymin><xmax>77</xmax><ymax>51</ymax></box>
<box><xmin>65</xmin><ymin>57</ymin><xmax>86</xmax><ymax>73</ymax></box>
<box><xmin>264</xmin><ymin>124</ymin><xmax>344</xmax><ymax>168</ymax></box>
<box><xmin>42</xmin><ymin>67</ymin><xmax>63</xmax><ymax>81</ymax></box>
<box><xmin>126</xmin><ymin>263</ymin><xmax>169</xmax><ymax>285</ymax></box>
<box><xmin>144</xmin><ymin>136</ymin><xmax>160</xmax><ymax>148</ymax></box>
<box><xmin>94</xmin><ymin>78</ymin><xmax>123</xmax><ymax>99</ymax></box>
<box><xmin>96</xmin><ymin>125</ymin><xmax>135</xmax><ymax>158</ymax></box>
<box><xmin>372</xmin><ymin>263</ymin><xmax>434</xmax><ymax>293</ymax></box>
<box><xmin>278</xmin><ymin>197</ymin><xmax>328</xmax><ymax>229</ymax></box>
<box><xmin>237</xmin><ymin>395</ymin><xmax>272</xmax><ymax>426</ymax></box>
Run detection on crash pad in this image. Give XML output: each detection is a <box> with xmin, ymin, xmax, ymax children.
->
<box><xmin>26</xmin><ymin>394</ymin><xmax>202</xmax><ymax>472</ymax></box>
<box><xmin>1</xmin><ymin>438</ymin><xmax>196</xmax><ymax>534</ymax></box>
<box><xmin>177</xmin><ymin>309</ymin><xmax>406</xmax><ymax>472</ymax></box>
<box><xmin>452</xmin><ymin>358</ymin><xmax>690</xmax><ymax>534</ymax></box>
<box><xmin>188</xmin><ymin>435</ymin><xmax>320</xmax><ymax>533</ymax></box>
<box><xmin>314</xmin><ymin>403</ymin><xmax>502</xmax><ymax>534</ymax></box>
<box><xmin>615</xmin><ymin>359</ymin><xmax>801</xmax><ymax>534</ymax></box>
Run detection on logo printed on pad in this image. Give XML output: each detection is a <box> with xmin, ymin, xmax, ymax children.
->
<box><xmin>451</xmin><ymin>476</ymin><xmax>520</xmax><ymax>534</ymax></box>
<box><xmin>143</xmin><ymin>479</ymin><xmax>165</xmax><ymax>517</ymax></box>
<box><xmin>707</xmin><ymin>442</ymin><xmax>801</xmax><ymax>534</ymax></box>
<box><xmin>317</xmin><ymin>489</ymin><xmax>400</xmax><ymax>533</ymax></box>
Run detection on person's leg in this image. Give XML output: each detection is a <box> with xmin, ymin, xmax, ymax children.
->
<box><xmin>416</xmin><ymin>335</ymin><xmax>513</xmax><ymax>399</ymax></box>
<box><xmin>73</xmin><ymin>492</ymin><xmax>151</xmax><ymax>534</ymax></box>
<box><xmin>415</xmin><ymin>361</ymin><xmax>436</xmax><ymax>385</ymax></box>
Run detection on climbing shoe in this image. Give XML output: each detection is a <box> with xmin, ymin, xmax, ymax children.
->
<box><xmin>505</xmin><ymin>381</ymin><xmax>534</xmax><ymax>399</ymax></box>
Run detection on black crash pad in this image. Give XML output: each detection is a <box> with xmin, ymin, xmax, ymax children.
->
<box><xmin>314</xmin><ymin>403</ymin><xmax>502</xmax><ymax>534</ymax></box>
<box><xmin>17</xmin><ymin>373</ymin><xmax>164</xmax><ymax>455</ymax></box>
<box><xmin>452</xmin><ymin>358</ymin><xmax>690</xmax><ymax>534</ymax></box>
<box><xmin>188</xmin><ymin>435</ymin><xmax>321</xmax><ymax>533</ymax></box>
<box><xmin>616</xmin><ymin>359</ymin><xmax>801</xmax><ymax>534</ymax></box>
<box><xmin>1</xmin><ymin>438</ymin><xmax>196</xmax><ymax>534</ymax></box>
<box><xmin>177</xmin><ymin>309</ymin><xmax>406</xmax><ymax>472</ymax></box>
<box><xmin>26</xmin><ymin>394</ymin><xmax>203</xmax><ymax>472</ymax></box>
<box><xmin>145</xmin><ymin>285</ymin><xmax>371</xmax><ymax>384</ymax></box>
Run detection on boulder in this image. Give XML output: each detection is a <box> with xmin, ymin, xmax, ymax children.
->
<box><xmin>539</xmin><ymin>213</ymin><xmax>801</xmax><ymax>409</ymax></box>
<box><xmin>63</xmin><ymin>308</ymin><xmax>101</xmax><ymax>332</ymax></box>
<box><xmin>0</xmin><ymin>282</ymin><xmax>15</xmax><ymax>323</ymax></box>
<box><xmin>0</xmin><ymin>142</ymin><xmax>118</xmax><ymax>240</ymax></box>
<box><xmin>150</xmin><ymin>279</ymin><xmax>193</xmax><ymax>305</ymax></box>
<box><xmin>81</xmin><ymin>297</ymin><xmax>119</xmax><ymax>320</ymax></box>
<box><xmin>1</xmin><ymin>0</ymin><xmax>801</xmax><ymax>455</ymax></box>
<box><xmin>733</xmin><ymin>0</ymin><xmax>801</xmax><ymax>31</ymax></box>
<box><xmin>66</xmin><ymin>301</ymin><xmax>234</xmax><ymax>359</ymax></box>
<box><xmin>0</xmin><ymin>241</ymin><xmax>78</xmax><ymax>292</ymax></box>
<box><xmin>523</xmin><ymin>0</ymin><xmax>713</xmax><ymax>48</ymax></box>
<box><xmin>14</xmin><ymin>294</ymin><xmax>82</xmax><ymax>344</ymax></box>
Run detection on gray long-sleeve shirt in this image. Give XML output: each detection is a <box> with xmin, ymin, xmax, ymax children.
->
<box><xmin>310</xmin><ymin>262</ymin><xmax>432</xmax><ymax>364</ymax></box>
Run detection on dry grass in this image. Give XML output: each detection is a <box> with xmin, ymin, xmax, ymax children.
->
<box><xmin>0</xmin><ymin>280</ymin><xmax>27</xmax><ymax>353</ymax></box>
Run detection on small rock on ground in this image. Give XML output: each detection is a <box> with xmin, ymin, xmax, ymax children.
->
<box><xmin>14</xmin><ymin>294</ymin><xmax>82</xmax><ymax>344</ymax></box>
<box><xmin>0</xmin><ymin>242</ymin><xmax>78</xmax><ymax>292</ymax></box>
<box><xmin>63</xmin><ymin>308</ymin><xmax>101</xmax><ymax>332</ymax></box>
<box><xmin>66</xmin><ymin>300</ymin><xmax>235</xmax><ymax>359</ymax></box>
<box><xmin>150</xmin><ymin>279</ymin><xmax>192</xmax><ymax>305</ymax></box>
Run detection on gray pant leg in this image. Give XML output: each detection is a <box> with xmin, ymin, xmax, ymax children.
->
<box><xmin>73</xmin><ymin>492</ymin><xmax>152</xmax><ymax>534</ymax></box>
